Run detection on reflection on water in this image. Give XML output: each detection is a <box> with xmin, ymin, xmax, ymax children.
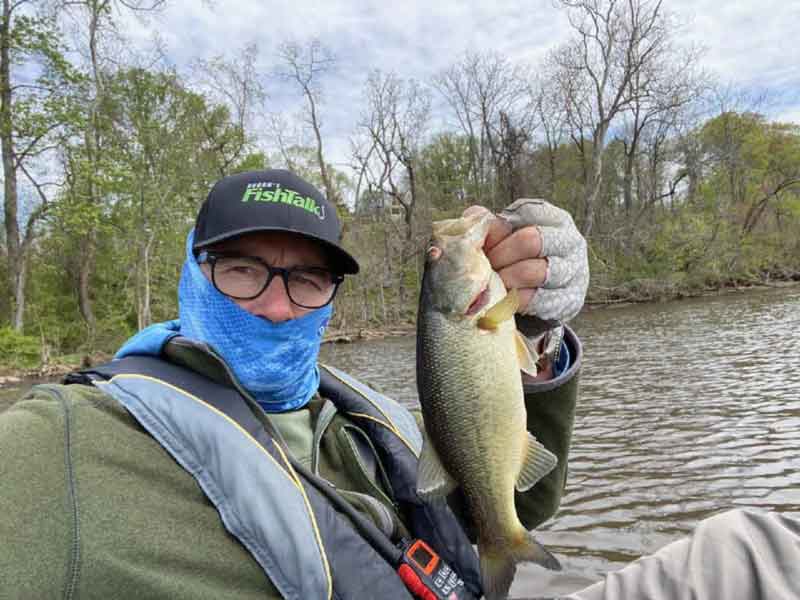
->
<box><xmin>3</xmin><ymin>287</ymin><xmax>799</xmax><ymax>597</ymax></box>
<box><xmin>321</xmin><ymin>287</ymin><xmax>800</xmax><ymax>596</ymax></box>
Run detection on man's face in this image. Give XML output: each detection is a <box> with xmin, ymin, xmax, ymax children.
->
<box><xmin>201</xmin><ymin>231</ymin><xmax>332</xmax><ymax>322</ymax></box>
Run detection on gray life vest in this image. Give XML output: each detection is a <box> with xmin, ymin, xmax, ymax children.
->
<box><xmin>68</xmin><ymin>355</ymin><xmax>482</xmax><ymax>600</ymax></box>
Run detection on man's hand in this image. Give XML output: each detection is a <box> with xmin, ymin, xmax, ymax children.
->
<box><xmin>463</xmin><ymin>199</ymin><xmax>588</xmax><ymax>323</ymax></box>
<box><xmin>463</xmin><ymin>199</ymin><xmax>589</xmax><ymax>381</ymax></box>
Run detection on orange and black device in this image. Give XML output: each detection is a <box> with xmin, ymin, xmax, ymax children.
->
<box><xmin>397</xmin><ymin>539</ymin><xmax>476</xmax><ymax>600</ymax></box>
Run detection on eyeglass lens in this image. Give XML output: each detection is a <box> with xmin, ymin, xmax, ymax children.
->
<box><xmin>211</xmin><ymin>256</ymin><xmax>338</xmax><ymax>307</ymax></box>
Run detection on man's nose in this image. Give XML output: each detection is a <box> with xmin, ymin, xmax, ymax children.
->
<box><xmin>245</xmin><ymin>276</ymin><xmax>294</xmax><ymax>322</ymax></box>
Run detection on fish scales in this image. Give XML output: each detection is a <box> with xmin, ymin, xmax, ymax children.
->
<box><xmin>417</xmin><ymin>274</ymin><xmax>527</xmax><ymax>539</ymax></box>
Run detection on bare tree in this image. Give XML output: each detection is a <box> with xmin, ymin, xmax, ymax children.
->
<box><xmin>191</xmin><ymin>43</ymin><xmax>265</xmax><ymax>177</ymax></box>
<box><xmin>276</xmin><ymin>39</ymin><xmax>340</xmax><ymax>206</ymax></box>
<box><xmin>267</xmin><ymin>112</ymin><xmax>300</xmax><ymax>172</ymax></box>
<box><xmin>549</xmin><ymin>0</ymin><xmax>676</xmax><ymax>236</ymax></box>
<box><xmin>617</xmin><ymin>38</ymin><xmax>706</xmax><ymax>216</ymax></box>
<box><xmin>531</xmin><ymin>73</ymin><xmax>571</xmax><ymax>199</ymax></box>
<box><xmin>434</xmin><ymin>51</ymin><xmax>533</xmax><ymax>208</ymax></box>
<box><xmin>352</xmin><ymin>70</ymin><xmax>430</xmax><ymax>306</ymax></box>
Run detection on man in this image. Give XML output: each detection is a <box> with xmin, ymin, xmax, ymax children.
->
<box><xmin>0</xmin><ymin>169</ymin><xmax>589</xmax><ymax>598</ymax></box>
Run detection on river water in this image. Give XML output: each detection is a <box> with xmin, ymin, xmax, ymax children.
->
<box><xmin>2</xmin><ymin>286</ymin><xmax>799</xmax><ymax>597</ymax></box>
<box><xmin>322</xmin><ymin>286</ymin><xmax>800</xmax><ymax>596</ymax></box>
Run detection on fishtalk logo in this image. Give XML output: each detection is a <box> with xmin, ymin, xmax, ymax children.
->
<box><xmin>241</xmin><ymin>182</ymin><xmax>326</xmax><ymax>220</ymax></box>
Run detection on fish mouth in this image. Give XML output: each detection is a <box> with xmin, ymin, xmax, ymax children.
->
<box><xmin>465</xmin><ymin>285</ymin><xmax>491</xmax><ymax>316</ymax></box>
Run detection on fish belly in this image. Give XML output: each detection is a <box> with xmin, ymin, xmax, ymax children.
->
<box><xmin>417</xmin><ymin>308</ymin><xmax>528</xmax><ymax>542</ymax></box>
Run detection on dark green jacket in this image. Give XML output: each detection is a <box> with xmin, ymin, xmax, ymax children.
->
<box><xmin>0</xmin><ymin>331</ymin><xmax>580</xmax><ymax>599</ymax></box>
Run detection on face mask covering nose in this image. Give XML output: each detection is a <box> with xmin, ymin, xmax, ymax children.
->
<box><xmin>178</xmin><ymin>230</ymin><xmax>332</xmax><ymax>412</ymax></box>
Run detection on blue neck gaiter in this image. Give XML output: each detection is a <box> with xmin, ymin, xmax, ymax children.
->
<box><xmin>178</xmin><ymin>230</ymin><xmax>331</xmax><ymax>412</ymax></box>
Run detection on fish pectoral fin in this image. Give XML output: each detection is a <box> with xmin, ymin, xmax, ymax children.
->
<box><xmin>477</xmin><ymin>288</ymin><xmax>520</xmax><ymax>331</ymax></box>
<box><xmin>515</xmin><ymin>433</ymin><xmax>558</xmax><ymax>492</ymax></box>
<box><xmin>416</xmin><ymin>434</ymin><xmax>458</xmax><ymax>500</ymax></box>
<box><xmin>515</xmin><ymin>331</ymin><xmax>539</xmax><ymax>377</ymax></box>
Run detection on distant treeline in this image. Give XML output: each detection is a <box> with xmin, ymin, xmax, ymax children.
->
<box><xmin>2</xmin><ymin>0</ymin><xmax>799</xmax><ymax>369</ymax></box>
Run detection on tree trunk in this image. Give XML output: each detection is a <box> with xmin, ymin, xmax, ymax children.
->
<box><xmin>623</xmin><ymin>146</ymin><xmax>635</xmax><ymax>216</ymax></box>
<box><xmin>79</xmin><ymin>232</ymin><xmax>97</xmax><ymax>339</ymax></box>
<box><xmin>685</xmin><ymin>152</ymin><xmax>699</xmax><ymax>204</ymax></box>
<box><xmin>361</xmin><ymin>284</ymin><xmax>368</xmax><ymax>323</ymax></box>
<box><xmin>142</xmin><ymin>241</ymin><xmax>152</xmax><ymax>327</ymax></box>
<box><xmin>1</xmin><ymin>0</ymin><xmax>23</xmax><ymax>330</ymax></box>
<box><xmin>76</xmin><ymin>0</ymin><xmax>106</xmax><ymax>340</ymax></box>
<box><xmin>582</xmin><ymin>135</ymin><xmax>606</xmax><ymax>238</ymax></box>
<box><xmin>383</xmin><ymin>223</ymin><xmax>403</xmax><ymax>321</ymax></box>
<box><xmin>310</xmin><ymin>96</ymin><xmax>335</xmax><ymax>205</ymax></box>
<box><xmin>137</xmin><ymin>238</ymin><xmax>154</xmax><ymax>330</ymax></box>
<box><xmin>547</xmin><ymin>145</ymin><xmax>557</xmax><ymax>199</ymax></box>
<box><xmin>12</xmin><ymin>258</ymin><xmax>26</xmax><ymax>331</ymax></box>
<box><xmin>379</xmin><ymin>277</ymin><xmax>387</xmax><ymax>323</ymax></box>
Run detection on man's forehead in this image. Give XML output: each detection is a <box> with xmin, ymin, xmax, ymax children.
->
<box><xmin>211</xmin><ymin>231</ymin><xmax>330</xmax><ymax>263</ymax></box>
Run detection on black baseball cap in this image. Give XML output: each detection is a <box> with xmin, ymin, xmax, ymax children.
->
<box><xmin>193</xmin><ymin>169</ymin><xmax>359</xmax><ymax>274</ymax></box>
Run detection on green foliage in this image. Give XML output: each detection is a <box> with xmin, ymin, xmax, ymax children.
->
<box><xmin>232</xmin><ymin>152</ymin><xmax>268</xmax><ymax>174</ymax></box>
<box><xmin>0</xmin><ymin>327</ymin><xmax>41</xmax><ymax>370</ymax></box>
<box><xmin>699</xmin><ymin>113</ymin><xmax>800</xmax><ymax>219</ymax></box>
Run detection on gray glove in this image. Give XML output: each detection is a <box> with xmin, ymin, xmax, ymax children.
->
<box><xmin>499</xmin><ymin>198</ymin><xmax>589</xmax><ymax>339</ymax></box>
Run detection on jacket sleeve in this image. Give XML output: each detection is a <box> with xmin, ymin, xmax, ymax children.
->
<box><xmin>516</xmin><ymin>325</ymin><xmax>581</xmax><ymax>529</ymax></box>
<box><xmin>0</xmin><ymin>388</ymin><xmax>74</xmax><ymax>596</ymax></box>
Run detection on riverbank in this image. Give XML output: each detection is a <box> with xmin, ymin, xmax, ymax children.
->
<box><xmin>0</xmin><ymin>327</ymin><xmax>421</xmax><ymax>382</ymax></box>
<box><xmin>585</xmin><ymin>275</ymin><xmax>800</xmax><ymax>308</ymax></box>
<box><xmin>2</xmin><ymin>278</ymin><xmax>798</xmax><ymax>383</ymax></box>
<box><xmin>0</xmin><ymin>353</ymin><xmax>112</xmax><ymax>384</ymax></box>
<box><xmin>0</xmin><ymin>326</ymin><xmax>422</xmax><ymax>382</ymax></box>
<box><xmin>322</xmin><ymin>324</ymin><xmax>416</xmax><ymax>343</ymax></box>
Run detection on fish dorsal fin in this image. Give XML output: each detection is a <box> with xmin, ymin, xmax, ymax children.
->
<box><xmin>515</xmin><ymin>331</ymin><xmax>539</xmax><ymax>378</ymax></box>
<box><xmin>477</xmin><ymin>288</ymin><xmax>520</xmax><ymax>331</ymax></box>
<box><xmin>416</xmin><ymin>432</ymin><xmax>458</xmax><ymax>500</ymax></box>
<box><xmin>515</xmin><ymin>432</ymin><xmax>558</xmax><ymax>492</ymax></box>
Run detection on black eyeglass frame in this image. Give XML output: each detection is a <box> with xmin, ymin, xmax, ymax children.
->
<box><xmin>197</xmin><ymin>250</ymin><xmax>345</xmax><ymax>309</ymax></box>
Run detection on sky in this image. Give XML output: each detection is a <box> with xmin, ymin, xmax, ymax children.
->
<box><xmin>121</xmin><ymin>0</ymin><xmax>800</xmax><ymax>168</ymax></box>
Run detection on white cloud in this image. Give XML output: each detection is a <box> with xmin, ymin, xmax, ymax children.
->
<box><xmin>673</xmin><ymin>0</ymin><xmax>800</xmax><ymax>86</ymax></box>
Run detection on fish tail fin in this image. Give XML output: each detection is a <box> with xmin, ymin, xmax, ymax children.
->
<box><xmin>478</xmin><ymin>545</ymin><xmax>517</xmax><ymax>600</ymax></box>
<box><xmin>479</xmin><ymin>532</ymin><xmax>562</xmax><ymax>599</ymax></box>
<box><xmin>511</xmin><ymin>530</ymin><xmax>561</xmax><ymax>572</ymax></box>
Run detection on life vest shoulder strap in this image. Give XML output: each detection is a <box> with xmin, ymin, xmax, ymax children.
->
<box><xmin>69</xmin><ymin>355</ymin><xmax>413</xmax><ymax>600</ymax></box>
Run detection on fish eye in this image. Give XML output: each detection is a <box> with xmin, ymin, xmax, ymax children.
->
<box><xmin>427</xmin><ymin>246</ymin><xmax>442</xmax><ymax>261</ymax></box>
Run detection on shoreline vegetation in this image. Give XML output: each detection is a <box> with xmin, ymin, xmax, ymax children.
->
<box><xmin>2</xmin><ymin>277</ymin><xmax>797</xmax><ymax>384</ymax></box>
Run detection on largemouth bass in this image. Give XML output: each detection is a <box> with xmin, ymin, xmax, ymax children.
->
<box><xmin>415</xmin><ymin>212</ymin><xmax>560</xmax><ymax>600</ymax></box>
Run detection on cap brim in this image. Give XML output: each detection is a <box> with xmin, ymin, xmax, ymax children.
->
<box><xmin>193</xmin><ymin>226</ymin><xmax>360</xmax><ymax>275</ymax></box>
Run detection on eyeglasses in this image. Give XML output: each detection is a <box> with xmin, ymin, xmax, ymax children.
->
<box><xmin>197</xmin><ymin>251</ymin><xmax>344</xmax><ymax>309</ymax></box>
